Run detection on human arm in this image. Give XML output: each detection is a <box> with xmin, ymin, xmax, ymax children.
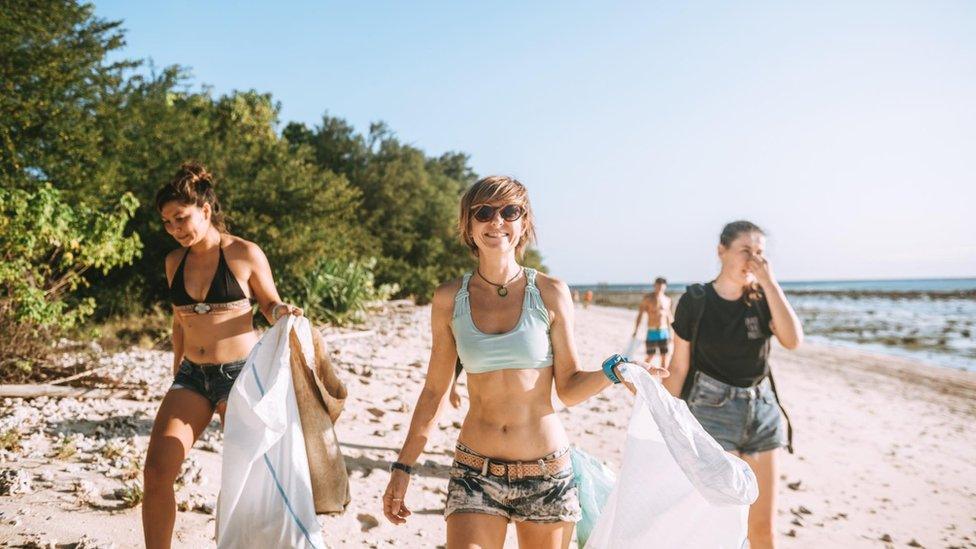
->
<box><xmin>383</xmin><ymin>282</ymin><xmax>459</xmax><ymax>524</ymax></box>
<box><xmin>663</xmin><ymin>293</ymin><xmax>693</xmax><ymax>397</ymax></box>
<box><xmin>164</xmin><ymin>251</ymin><xmax>185</xmax><ymax>376</ymax></box>
<box><xmin>542</xmin><ymin>276</ymin><xmax>667</xmax><ymax>407</ymax></box>
<box><xmin>244</xmin><ymin>242</ymin><xmax>302</xmax><ymax>323</ymax></box>
<box><xmin>633</xmin><ymin>300</ymin><xmax>646</xmax><ymax>337</ymax></box>
<box><xmin>749</xmin><ymin>255</ymin><xmax>804</xmax><ymax>349</ymax></box>
<box><xmin>661</xmin><ymin>296</ymin><xmax>675</xmax><ymax>337</ymax></box>
<box><xmin>171</xmin><ymin>313</ymin><xmax>184</xmax><ymax>376</ymax></box>
<box><xmin>662</xmin><ymin>334</ymin><xmax>690</xmax><ymax>397</ymax></box>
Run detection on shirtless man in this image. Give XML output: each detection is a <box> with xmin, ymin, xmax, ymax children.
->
<box><xmin>632</xmin><ymin>277</ymin><xmax>673</xmax><ymax>369</ymax></box>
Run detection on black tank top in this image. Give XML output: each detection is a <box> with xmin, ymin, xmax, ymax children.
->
<box><xmin>169</xmin><ymin>247</ymin><xmax>248</xmax><ymax>306</ymax></box>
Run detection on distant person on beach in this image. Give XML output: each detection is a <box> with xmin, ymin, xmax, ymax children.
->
<box><xmin>143</xmin><ymin>162</ymin><xmax>302</xmax><ymax>549</ymax></box>
<box><xmin>583</xmin><ymin>289</ymin><xmax>594</xmax><ymax>309</ymax></box>
<box><xmin>572</xmin><ymin>289</ymin><xmax>581</xmax><ymax>305</ymax></box>
<box><xmin>382</xmin><ymin>176</ymin><xmax>667</xmax><ymax>548</ymax></box>
<box><xmin>632</xmin><ymin>277</ymin><xmax>673</xmax><ymax>369</ymax></box>
<box><xmin>664</xmin><ymin>220</ymin><xmax>803</xmax><ymax>549</ymax></box>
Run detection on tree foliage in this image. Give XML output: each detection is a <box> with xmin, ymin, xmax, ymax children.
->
<box><xmin>0</xmin><ymin>1</ymin><xmax>548</xmax><ymax>377</ymax></box>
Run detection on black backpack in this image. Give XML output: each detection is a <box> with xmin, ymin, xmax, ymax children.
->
<box><xmin>678</xmin><ymin>283</ymin><xmax>795</xmax><ymax>454</ymax></box>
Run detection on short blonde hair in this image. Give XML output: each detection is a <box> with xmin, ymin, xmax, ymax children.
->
<box><xmin>458</xmin><ymin>175</ymin><xmax>537</xmax><ymax>259</ymax></box>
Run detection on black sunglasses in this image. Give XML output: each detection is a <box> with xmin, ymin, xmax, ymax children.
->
<box><xmin>472</xmin><ymin>204</ymin><xmax>524</xmax><ymax>223</ymax></box>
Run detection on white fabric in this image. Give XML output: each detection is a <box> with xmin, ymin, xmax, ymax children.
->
<box><xmin>584</xmin><ymin>365</ymin><xmax>758</xmax><ymax>549</ymax></box>
<box><xmin>216</xmin><ymin>316</ymin><xmax>325</xmax><ymax>549</ymax></box>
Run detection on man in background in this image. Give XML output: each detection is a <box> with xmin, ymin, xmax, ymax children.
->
<box><xmin>633</xmin><ymin>277</ymin><xmax>673</xmax><ymax>369</ymax></box>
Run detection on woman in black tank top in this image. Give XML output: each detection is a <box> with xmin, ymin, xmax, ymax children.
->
<box><xmin>666</xmin><ymin>221</ymin><xmax>803</xmax><ymax>549</ymax></box>
<box><xmin>142</xmin><ymin>162</ymin><xmax>302</xmax><ymax>549</ymax></box>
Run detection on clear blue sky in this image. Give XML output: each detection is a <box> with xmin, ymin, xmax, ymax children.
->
<box><xmin>93</xmin><ymin>0</ymin><xmax>976</xmax><ymax>284</ymax></box>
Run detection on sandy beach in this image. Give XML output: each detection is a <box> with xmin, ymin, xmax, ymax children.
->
<box><xmin>1</xmin><ymin>301</ymin><xmax>975</xmax><ymax>548</ymax></box>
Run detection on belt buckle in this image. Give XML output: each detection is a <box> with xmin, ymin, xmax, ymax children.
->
<box><xmin>508</xmin><ymin>462</ymin><xmax>524</xmax><ymax>482</ymax></box>
<box><xmin>193</xmin><ymin>302</ymin><xmax>211</xmax><ymax>314</ymax></box>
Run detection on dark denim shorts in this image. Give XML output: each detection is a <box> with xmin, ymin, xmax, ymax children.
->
<box><xmin>170</xmin><ymin>357</ymin><xmax>246</xmax><ymax>407</ymax></box>
<box><xmin>687</xmin><ymin>371</ymin><xmax>786</xmax><ymax>455</ymax></box>
<box><xmin>445</xmin><ymin>443</ymin><xmax>582</xmax><ymax>523</ymax></box>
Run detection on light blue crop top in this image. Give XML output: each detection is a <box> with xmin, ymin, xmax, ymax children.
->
<box><xmin>452</xmin><ymin>268</ymin><xmax>554</xmax><ymax>374</ymax></box>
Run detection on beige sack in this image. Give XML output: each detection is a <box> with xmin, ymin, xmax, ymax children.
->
<box><xmin>289</xmin><ymin>326</ymin><xmax>350</xmax><ymax>515</ymax></box>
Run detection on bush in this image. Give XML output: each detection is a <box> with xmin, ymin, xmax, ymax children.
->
<box><xmin>0</xmin><ymin>185</ymin><xmax>140</xmax><ymax>378</ymax></box>
<box><xmin>297</xmin><ymin>258</ymin><xmax>397</xmax><ymax>325</ymax></box>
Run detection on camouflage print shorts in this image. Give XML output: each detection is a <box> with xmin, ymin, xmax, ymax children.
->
<box><xmin>444</xmin><ymin>443</ymin><xmax>582</xmax><ymax>523</ymax></box>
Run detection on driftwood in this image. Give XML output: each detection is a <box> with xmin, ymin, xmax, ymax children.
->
<box><xmin>0</xmin><ymin>384</ymin><xmax>132</xmax><ymax>399</ymax></box>
<box><xmin>47</xmin><ymin>364</ymin><xmax>114</xmax><ymax>386</ymax></box>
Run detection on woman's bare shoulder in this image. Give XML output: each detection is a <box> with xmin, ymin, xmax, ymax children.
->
<box><xmin>432</xmin><ymin>278</ymin><xmax>464</xmax><ymax>307</ymax></box>
<box><xmin>533</xmin><ymin>271</ymin><xmax>571</xmax><ymax>308</ymax></box>
<box><xmin>221</xmin><ymin>235</ymin><xmax>265</xmax><ymax>262</ymax></box>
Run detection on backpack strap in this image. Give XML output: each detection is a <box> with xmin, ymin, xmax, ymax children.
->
<box><xmin>679</xmin><ymin>283</ymin><xmax>708</xmax><ymax>401</ymax></box>
<box><xmin>753</xmin><ymin>298</ymin><xmax>795</xmax><ymax>454</ymax></box>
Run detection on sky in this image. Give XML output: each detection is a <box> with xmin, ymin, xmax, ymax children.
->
<box><xmin>93</xmin><ymin>0</ymin><xmax>976</xmax><ymax>284</ymax></box>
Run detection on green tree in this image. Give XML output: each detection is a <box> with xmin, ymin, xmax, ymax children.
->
<box><xmin>284</xmin><ymin>118</ymin><xmax>483</xmax><ymax>302</ymax></box>
<box><xmin>0</xmin><ymin>185</ymin><xmax>139</xmax><ymax>375</ymax></box>
<box><xmin>0</xmin><ymin>0</ymin><xmax>136</xmax><ymax>195</ymax></box>
<box><xmin>0</xmin><ymin>1</ymin><xmax>142</xmax><ymax>376</ymax></box>
<box><xmin>86</xmin><ymin>85</ymin><xmax>373</xmax><ymax>314</ymax></box>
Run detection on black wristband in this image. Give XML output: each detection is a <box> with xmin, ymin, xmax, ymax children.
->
<box><xmin>390</xmin><ymin>461</ymin><xmax>412</xmax><ymax>475</ymax></box>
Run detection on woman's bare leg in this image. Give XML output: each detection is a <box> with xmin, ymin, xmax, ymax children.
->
<box><xmin>142</xmin><ymin>389</ymin><xmax>214</xmax><ymax>549</ymax></box>
<box><xmin>515</xmin><ymin>520</ymin><xmax>574</xmax><ymax>549</ymax></box>
<box><xmin>739</xmin><ymin>449</ymin><xmax>779</xmax><ymax>549</ymax></box>
<box><xmin>447</xmin><ymin>512</ymin><xmax>509</xmax><ymax>549</ymax></box>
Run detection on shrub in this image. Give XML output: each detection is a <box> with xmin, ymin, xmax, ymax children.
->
<box><xmin>0</xmin><ymin>185</ymin><xmax>140</xmax><ymax>379</ymax></box>
<box><xmin>297</xmin><ymin>258</ymin><xmax>397</xmax><ymax>325</ymax></box>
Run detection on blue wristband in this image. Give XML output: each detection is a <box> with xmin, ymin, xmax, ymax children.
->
<box><xmin>602</xmin><ymin>354</ymin><xmax>627</xmax><ymax>384</ymax></box>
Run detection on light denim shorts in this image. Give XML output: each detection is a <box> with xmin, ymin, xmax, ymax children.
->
<box><xmin>687</xmin><ymin>371</ymin><xmax>787</xmax><ymax>454</ymax></box>
<box><xmin>445</xmin><ymin>443</ymin><xmax>582</xmax><ymax>523</ymax></box>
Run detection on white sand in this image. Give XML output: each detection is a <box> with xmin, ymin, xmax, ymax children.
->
<box><xmin>1</xmin><ymin>302</ymin><xmax>974</xmax><ymax>548</ymax></box>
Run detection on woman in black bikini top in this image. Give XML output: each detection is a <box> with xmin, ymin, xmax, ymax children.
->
<box><xmin>142</xmin><ymin>162</ymin><xmax>302</xmax><ymax>549</ymax></box>
<box><xmin>169</xmin><ymin>245</ymin><xmax>251</xmax><ymax>314</ymax></box>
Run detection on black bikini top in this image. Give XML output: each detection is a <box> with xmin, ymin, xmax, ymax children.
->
<box><xmin>169</xmin><ymin>247</ymin><xmax>249</xmax><ymax>307</ymax></box>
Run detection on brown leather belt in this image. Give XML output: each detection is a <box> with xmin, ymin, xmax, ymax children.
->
<box><xmin>454</xmin><ymin>447</ymin><xmax>571</xmax><ymax>481</ymax></box>
<box><xmin>174</xmin><ymin>298</ymin><xmax>252</xmax><ymax>315</ymax></box>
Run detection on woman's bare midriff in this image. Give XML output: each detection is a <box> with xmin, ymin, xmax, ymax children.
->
<box><xmin>457</xmin><ymin>366</ymin><xmax>569</xmax><ymax>461</ymax></box>
<box><xmin>178</xmin><ymin>308</ymin><xmax>258</xmax><ymax>363</ymax></box>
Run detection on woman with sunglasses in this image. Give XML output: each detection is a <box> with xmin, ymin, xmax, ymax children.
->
<box><xmin>382</xmin><ymin>176</ymin><xmax>667</xmax><ymax>548</ymax></box>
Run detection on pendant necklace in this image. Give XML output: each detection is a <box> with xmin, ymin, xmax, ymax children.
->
<box><xmin>476</xmin><ymin>268</ymin><xmax>524</xmax><ymax>297</ymax></box>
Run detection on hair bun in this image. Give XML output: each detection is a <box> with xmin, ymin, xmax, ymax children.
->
<box><xmin>180</xmin><ymin>161</ymin><xmax>214</xmax><ymax>188</ymax></box>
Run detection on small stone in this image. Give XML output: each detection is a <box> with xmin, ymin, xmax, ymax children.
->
<box><xmin>357</xmin><ymin>513</ymin><xmax>380</xmax><ymax>531</ymax></box>
<box><xmin>880</xmin><ymin>533</ymin><xmax>893</xmax><ymax>542</ymax></box>
<box><xmin>0</xmin><ymin>468</ymin><xmax>33</xmax><ymax>495</ymax></box>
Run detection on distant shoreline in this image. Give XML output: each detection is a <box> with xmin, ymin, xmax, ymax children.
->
<box><xmin>587</xmin><ymin>289</ymin><xmax>976</xmax><ymax>373</ymax></box>
<box><xmin>570</xmin><ymin>276</ymin><xmax>976</xmax><ymax>296</ymax></box>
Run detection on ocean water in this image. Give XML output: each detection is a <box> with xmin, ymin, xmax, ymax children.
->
<box><xmin>571</xmin><ymin>278</ymin><xmax>976</xmax><ymax>371</ymax></box>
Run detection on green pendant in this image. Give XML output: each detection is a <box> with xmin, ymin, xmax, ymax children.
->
<box><xmin>497</xmin><ymin>287</ymin><xmax>508</xmax><ymax>297</ymax></box>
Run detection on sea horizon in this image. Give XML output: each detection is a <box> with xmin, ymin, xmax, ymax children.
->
<box><xmin>569</xmin><ymin>276</ymin><xmax>976</xmax><ymax>293</ymax></box>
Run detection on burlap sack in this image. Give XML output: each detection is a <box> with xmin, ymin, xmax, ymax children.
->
<box><xmin>289</xmin><ymin>326</ymin><xmax>350</xmax><ymax>515</ymax></box>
